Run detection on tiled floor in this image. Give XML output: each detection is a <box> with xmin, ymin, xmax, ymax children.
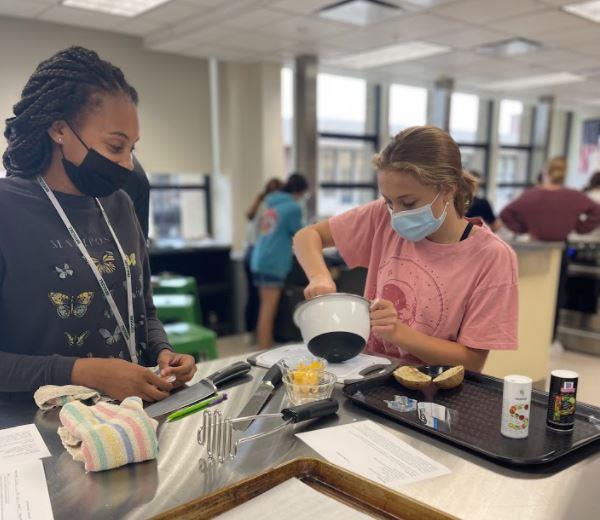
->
<box><xmin>217</xmin><ymin>333</ymin><xmax>258</xmax><ymax>359</ymax></box>
<box><xmin>217</xmin><ymin>335</ymin><xmax>600</xmax><ymax>406</ymax></box>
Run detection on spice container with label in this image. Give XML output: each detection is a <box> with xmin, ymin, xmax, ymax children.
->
<box><xmin>501</xmin><ymin>375</ymin><xmax>532</xmax><ymax>439</ymax></box>
<box><xmin>546</xmin><ymin>370</ymin><xmax>578</xmax><ymax>432</ymax></box>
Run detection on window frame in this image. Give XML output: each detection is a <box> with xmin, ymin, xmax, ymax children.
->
<box><xmin>149</xmin><ymin>174</ymin><xmax>213</xmax><ymax>239</ymax></box>
<box><xmin>317</xmin><ymin>83</ymin><xmax>382</xmax><ymax>206</ymax></box>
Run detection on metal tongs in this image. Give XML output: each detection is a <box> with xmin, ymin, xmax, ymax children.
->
<box><xmin>197</xmin><ymin>398</ymin><xmax>338</xmax><ymax>463</ymax></box>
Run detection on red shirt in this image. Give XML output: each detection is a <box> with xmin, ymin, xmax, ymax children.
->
<box><xmin>500</xmin><ymin>187</ymin><xmax>600</xmax><ymax>241</ymax></box>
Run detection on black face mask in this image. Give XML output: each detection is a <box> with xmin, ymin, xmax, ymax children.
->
<box><xmin>62</xmin><ymin>124</ymin><xmax>131</xmax><ymax>197</ymax></box>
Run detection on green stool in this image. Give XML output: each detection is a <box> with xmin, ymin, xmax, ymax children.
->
<box><xmin>164</xmin><ymin>323</ymin><xmax>218</xmax><ymax>362</ymax></box>
<box><xmin>152</xmin><ymin>276</ymin><xmax>202</xmax><ymax>323</ymax></box>
<box><xmin>153</xmin><ymin>294</ymin><xmax>198</xmax><ymax>325</ymax></box>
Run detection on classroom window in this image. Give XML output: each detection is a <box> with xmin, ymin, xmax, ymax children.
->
<box><xmin>317</xmin><ymin>73</ymin><xmax>376</xmax><ymax>218</ymax></box>
<box><xmin>388</xmin><ymin>84</ymin><xmax>427</xmax><ymax>136</ymax></box>
<box><xmin>499</xmin><ymin>99</ymin><xmax>530</xmax><ymax>146</ymax></box>
<box><xmin>148</xmin><ymin>173</ymin><xmax>210</xmax><ymax>243</ymax></box>
<box><xmin>450</xmin><ymin>92</ymin><xmax>480</xmax><ymax>144</ymax></box>
<box><xmin>318</xmin><ymin>73</ymin><xmax>367</xmax><ymax>134</ymax></box>
<box><xmin>495</xmin><ymin>99</ymin><xmax>535</xmax><ymax>210</ymax></box>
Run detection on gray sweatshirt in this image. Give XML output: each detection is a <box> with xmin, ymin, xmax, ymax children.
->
<box><xmin>0</xmin><ymin>176</ymin><xmax>172</xmax><ymax>393</ymax></box>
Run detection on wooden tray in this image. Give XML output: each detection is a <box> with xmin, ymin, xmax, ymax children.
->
<box><xmin>152</xmin><ymin>458</ymin><xmax>456</xmax><ymax>520</ymax></box>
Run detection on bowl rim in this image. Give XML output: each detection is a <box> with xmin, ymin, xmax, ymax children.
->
<box><xmin>282</xmin><ymin>370</ymin><xmax>338</xmax><ymax>387</ymax></box>
<box><xmin>293</xmin><ymin>292</ymin><xmax>370</xmax><ymax>326</ymax></box>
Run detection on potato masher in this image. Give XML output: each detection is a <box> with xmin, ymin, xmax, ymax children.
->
<box><xmin>197</xmin><ymin>398</ymin><xmax>338</xmax><ymax>463</ymax></box>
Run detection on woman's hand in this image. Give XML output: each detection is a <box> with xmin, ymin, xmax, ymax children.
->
<box><xmin>157</xmin><ymin>350</ymin><xmax>197</xmax><ymax>388</ymax></box>
<box><xmin>370</xmin><ymin>299</ymin><xmax>401</xmax><ymax>343</ymax></box>
<box><xmin>304</xmin><ymin>274</ymin><xmax>337</xmax><ymax>300</ymax></box>
<box><xmin>72</xmin><ymin>358</ymin><xmax>174</xmax><ymax>402</ymax></box>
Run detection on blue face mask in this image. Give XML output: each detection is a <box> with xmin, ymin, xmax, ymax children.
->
<box><xmin>388</xmin><ymin>192</ymin><xmax>448</xmax><ymax>242</ymax></box>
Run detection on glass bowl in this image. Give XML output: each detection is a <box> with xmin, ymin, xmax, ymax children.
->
<box><xmin>282</xmin><ymin>370</ymin><xmax>337</xmax><ymax>406</ymax></box>
<box><xmin>280</xmin><ymin>354</ymin><xmax>327</xmax><ymax>374</ymax></box>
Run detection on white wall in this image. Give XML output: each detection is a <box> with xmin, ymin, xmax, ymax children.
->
<box><xmin>0</xmin><ymin>16</ymin><xmax>212</xmax><ymax>174</ymax></box>
<box><xmin>219</xmin><ymin>61</ymin><xmax>284</xmax><ymax>251</ymax></box>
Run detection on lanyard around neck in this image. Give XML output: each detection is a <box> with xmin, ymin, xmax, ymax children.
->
<box><xmin>37</xmin><ymin>176</ymin><xmax>137</xmax><ymax>364</ymax></box>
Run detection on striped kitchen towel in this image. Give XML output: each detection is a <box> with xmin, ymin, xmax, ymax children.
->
<box><xmin>58</xmin><ymin>397</ymin><xmax>159</xmax><ymax>472</ymax></box>
<box><xmin>34</xmin><ymin>384</ymin><xmax>113</xmax><ymax>411</ymax></box>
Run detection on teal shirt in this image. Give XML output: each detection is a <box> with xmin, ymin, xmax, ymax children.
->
<box><xmin>250</xmin><ymin>192</ymin><xmax>303</xmax><ymax>279</ymax></box>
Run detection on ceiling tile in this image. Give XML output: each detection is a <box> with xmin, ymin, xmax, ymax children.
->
<box><xmin>372</xmin><ymin>13</ymin><xmax>471</xmax><ymax>40</ymax></box>
<box><xmin>432</xmin><ymin>0</ymin><xmax>543</xmax><ymax>24</ymax></box>
<box><xmin>490</xmin><ymin>8</ymin><xmax>593</xmax><ymax>38</ymax></box>
<box><xmin>209</xmin><ymin>30</ymin><xmax>298</xmax><ymax>53</ymax></box>
<box><xmin>426</xmin><ymin>27</ymin><xmax>514</xmax><ymax>49</ymax></box>
<box><xmin>413</xmin><ymin>50</ymin><xmax>484</xmax><ymax>68</ymax></box>
<box><xmin>181</xmin><ymin>44</ymin><xmax>252</xmax><ymax>60</ymax></box>
<box><xmin>38</xmin><ymin>5</ymin><xmax>125</xmax><ymax>30</ymax></box>
<box><xmin>0</xmin><ymin>0</ymin><xmax>51</xmax><ymax>18</ymax></box>
<box><xmin>530</xmin><ymin>24</ymin><xmax>600</xmax><ymax>48</ymax></box>
<box><xmin>148</xmin><ymin>37</ymin><xmax>197</xmax><ymax>53</ymax></box>
<box><xmin>371</xmin><ymin>61</ymin><xmax>441</xmax><ymax>80</ymax></box>
<box><xmin>114</xmin><ymin>18</ymin><xmax>162</xmax><ymax>36</ymax></box>
<box><xmin>538</xmin><ymin>0</ymin><xmax>576</xmax><ymax>5</ymax></box>
<box><xmin>181</xmin><ymin>0</ymin><xmax>236</xmax><ymax>7</ymax></box>
<box><xmin>221</xmin><ymin>8</ymin><xmax>290</xmax><ymax>29</ymax></box>
<box><xmin>326</xmin><ymin>12</ymin><xmax>470</xmax><ymax>51</ymax></box>
<box><xmin>512</xmin><ymin>49</ymin><xmax>599</xmax><ymax>71</ymax></box>
<box><xmin>279</xmin><ymin>41</ymin><xmax>345</xmax><ymax>60</ymax></box>
<box><xmin>260</xmin><ymin>15</ymin><xmax>352</xmax><ymax>40</ymax></box>
<box><xmin>324</xmin><ymin>27</ymin><xmax>407</xmax><ymax>52</ymax></box>
<box><xmin>142</xmin><ymin>0</ymin><xmax>202</xmax><ymax>23</ymax></box>
<box><xmin>459</xmin><ymin>56</ymin><xmax>544</xmax><ymax>78</ymax></box>
<box><xmin>269</xmin><ymin>0</ymin><xmax>338</xmax><ymax>16</ymax></box>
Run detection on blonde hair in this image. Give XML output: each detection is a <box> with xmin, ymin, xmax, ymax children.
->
<box><xmin>373</xmin><ymin>126</ymin><xmax>477</xmax><ymax>217</ymax></box>
<box><xmin>546</xmin><ymin>156</ymin><xmax>567</xmax><ymax>185</ymax></box>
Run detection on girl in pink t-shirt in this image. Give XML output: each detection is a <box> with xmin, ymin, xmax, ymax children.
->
<box><xmin>294</xmin><ymin>126</ymin><xmax>518</xmax><ymax>372</ymax></box>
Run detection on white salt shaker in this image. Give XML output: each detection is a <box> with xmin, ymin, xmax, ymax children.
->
<box><xmin>501</xmin><ymin>374</ymin><xmax>532</xmax><ymax>439</ymax></box>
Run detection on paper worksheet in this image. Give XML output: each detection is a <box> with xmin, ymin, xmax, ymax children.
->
<box><xmin>0</xmin><ymin>459</ymin><xmax>54</xmax><ymax>520</ymax></box>
<box><xmin>0</xmin><ymin>424</ymin><xmax>51</xmax><ymax>462</ymax></box>
<box><xmin>296</xmin><ymin>420</ymin><xmax>451</xmax><ymax>490</ymax></box>
<box><xmin>214</xmin><ymin>478</ymin><xmax>371</xmax><ymax>520</ymax></box>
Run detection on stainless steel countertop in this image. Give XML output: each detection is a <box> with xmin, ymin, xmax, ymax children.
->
<box><xmin>2</xmin><ymin>355</ymin><xmax>599</xmax><ymax>520</ymax></box>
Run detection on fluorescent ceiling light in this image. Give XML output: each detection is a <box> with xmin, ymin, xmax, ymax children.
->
<box><xmin>332</xmin><ymin>41</ymin><xmax>450</xmax><ymax>69</ymax></box>
<box><xmin>477</xmin><ymin>38</ymin><xmax>541</xmax><ymax>57</ymax></box>
<box><xmin>318</xmin><ymin>0</ymin><xmax>403</xmax><ymax>26</ymax></box>
<box><xmin>563</xmin><ymin>1</ymin><xmax>600</xmax><ymax>23</ymax></box>
<box><xmin>486</xmin><ymin>72</ymin><xmax>584</xmax><ymax>90</ymax></box>
<box><xmin>62</xmin><ymin>0</ymin><xmax>171</xmax><ymax>17</ymax></box>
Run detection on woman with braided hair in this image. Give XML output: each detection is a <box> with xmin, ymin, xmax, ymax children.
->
<box><xmin>0</xmin><ymin>46</ymin><xmax>196</xmax><ymax>401</ymax></box>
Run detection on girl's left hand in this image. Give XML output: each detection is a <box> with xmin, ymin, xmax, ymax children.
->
<box><xmin>370</xmin><ymin>299</ymin><xmax>400</xmax><ymax>342</ymax></box>
<box><xmin>157</xmin><ymin>350</ymin><xmax>197</xmax><ymax>388</ymax></box>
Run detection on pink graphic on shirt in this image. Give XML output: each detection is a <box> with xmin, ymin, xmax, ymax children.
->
<box><xmin>374</xmin><ymin>256</ymin><xmax>447</xmax><ymax>357</ymax></box>
<box><xmin>260</xmin><ymin>208</ymin><xmax>278</xmax><ymax>235</ymax></box>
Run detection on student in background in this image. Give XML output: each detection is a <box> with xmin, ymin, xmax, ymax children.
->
<box><xmin>500</xmin><ymin>157</ymin><xmax>600</xmax><ymax>343</ymax></box>
<box><xmin>244</xmin><ymin>178</ymin><xmax>283</xmax><ymax>333</ymax></box>
<box><xmin>465</xmin><ymin>170</ymin><xmax>502</xmax><ymax>232</ymax></box>
<box><xmin>500</xmin><ymin>157</ymin><xmax>600</xmax><ymax>241</ymax></box>
<box><xmin>294</xmin><ymin>127</ymin><xmax>518</xmax><ymax>371</ymax></box>
<box><xmin>252</xmin><ymin>173</ymin><xmax>308</xmax><ymax>349</ymax></box>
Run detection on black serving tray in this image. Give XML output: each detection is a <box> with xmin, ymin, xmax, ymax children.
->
<box><xmin>343</xmin><ymin>367</ymin><xmax>600</xmax><ymax>466</ymax></box>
